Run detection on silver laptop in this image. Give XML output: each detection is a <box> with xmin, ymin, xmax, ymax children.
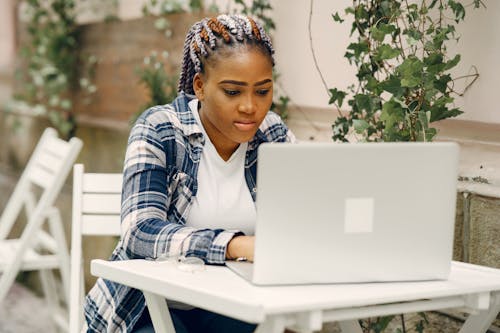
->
<box><xmin>226</xmin><ymin>142</ymin><xmax>459</xmax><ymax>285</ymax></box>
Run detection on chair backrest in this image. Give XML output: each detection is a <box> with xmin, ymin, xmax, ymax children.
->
<box><xmin>0</xmin><ymin>128</ymin><xmax>82</xmax><ymax>305</ymax></box>
<box><xmin>0</xmin><ymin>127</ymin><xmax>83</xmax><ymax>240</ymax></box>
<box><xmin>70</xmin><ymin>164</ymin><xmax>122</xmax><ymax>333</ymax></box>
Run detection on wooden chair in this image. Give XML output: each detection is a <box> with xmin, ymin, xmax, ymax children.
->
<box><xmin>69</xmin><ymin>164</ymin><xmax>122</xmax><ymax>332</ymax></box>
<box><xmin>0</xmin><ymin>128</ymin><xmax>82</xmax><ymax>330</ymax></box>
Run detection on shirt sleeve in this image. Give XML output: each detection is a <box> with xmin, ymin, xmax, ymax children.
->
<box><xmin>120</xmin><ymin>116</ymin><xmax>241</xmax><ymax>264</ymax></box>
<box><xmin>286</xmin><ymin>127</ymin><xmax>297</xmax><ymax>143</ymax></box>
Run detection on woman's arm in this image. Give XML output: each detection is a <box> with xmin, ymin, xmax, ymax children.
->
<box><xmin>120</xmin><ymin>115</ymin><xmax>241</xmax><ymax>264</ymax></box>
<box><xmin>226</xmin><ymin>235</ymin><xmax>255</xmax><ymax>261</ymax></box>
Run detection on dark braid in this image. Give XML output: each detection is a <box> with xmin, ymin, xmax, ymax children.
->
<box><xmin>178</xmin><ymin>14</ymin><xmax>275</xmax><ymax>95</ymax></box>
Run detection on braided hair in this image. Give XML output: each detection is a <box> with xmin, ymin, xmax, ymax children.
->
<box><xmin>178</xmin><ymin>14</ymin><xmax>275</xmax><ymax>95</ymax></box>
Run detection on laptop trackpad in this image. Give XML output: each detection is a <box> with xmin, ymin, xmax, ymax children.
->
<box><xmin>226</xmin><ymin>261</ymin><xmax>254</xmax><ymax>281</ymax></box>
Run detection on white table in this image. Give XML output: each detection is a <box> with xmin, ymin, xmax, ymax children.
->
<box><xmin>91</xmin><ymin>259</ymin><xmax>500</xmax><ymax>333</ymax></box>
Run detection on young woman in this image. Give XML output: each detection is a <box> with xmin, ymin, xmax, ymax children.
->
<box><xmin>83</xmin><ymin>14</ymin><xmax>295</xmax><ymax>333</ymax></box>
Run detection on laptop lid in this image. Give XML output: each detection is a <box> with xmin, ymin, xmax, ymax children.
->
<box><xmin>252</xmin><ymin>142</ymin><xmax>459</xmax><ymax>285</ymax></box>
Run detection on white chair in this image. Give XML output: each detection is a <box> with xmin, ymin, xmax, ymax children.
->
<box><xmin>70</xmin><ymin>164</ymin><xmax>122</xmax><ymax>332</ymax></box>
<box><xmin>0</xmin><ymin>127</ymin><xmax>83</xmax><ymax>330</ymax></box>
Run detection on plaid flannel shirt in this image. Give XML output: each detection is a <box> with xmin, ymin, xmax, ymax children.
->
<box><xmin>83</xmin><ymin>92</ymin><xmax>295</xmax><ymax>332</ymax></box>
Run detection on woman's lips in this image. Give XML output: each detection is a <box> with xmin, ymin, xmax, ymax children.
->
<box><xmin>234</xmin><ymin>121</ymin><xmax>256</xmax><ymax>131</ymax></box>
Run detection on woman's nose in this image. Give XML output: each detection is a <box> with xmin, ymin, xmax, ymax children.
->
<box><xmin>238</xmin><ymin>96</ymin><xmax>256</xmax><ymax>114</ymax></box>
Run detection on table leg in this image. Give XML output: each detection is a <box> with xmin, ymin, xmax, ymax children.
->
<box><xmin>254</xmin><ymin>315</ymin><xmax>287</xmax><ymax>333</ymax></box>
<box><xmin>338</xmin><ymin>320</ymin><xmax>363</xmax><ymax>333</ymax></box>
<box><xmin>459</xmin><ymin>292</ymin><xmax>500</xmax><ymax>333</ymax></box>
<box><xmin>143</xmin><ymin>291</ymin><xmax>176</xmax><ymax>333</ymax></box>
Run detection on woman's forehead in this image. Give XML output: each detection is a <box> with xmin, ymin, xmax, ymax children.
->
<box><xmin>204</xmin><ymin>47</ymin><xmax>273</xmax><ymax>79</ymax></box>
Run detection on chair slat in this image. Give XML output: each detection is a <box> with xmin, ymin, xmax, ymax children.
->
<box><xmin>0</xmin><ymin>240</ymin><xmax>60</xmax><ymax>271</ymax></box>
<box><xmin>71</xmin><ymin>165</ymin><xmax>123</xmax><ymax>332</ymax></box>
<box><xmin>44</xmin><ymin>135</ymin><xmax>71</xmax><ymax>157</ymax></box>
<box><xmin>81</xmin><ymin>215</ymin><xmax>121</xmax><ymax>236</ymax></box>
<box><xmin>0</xmin><ymin>128</ymin><xmax>82</xmax><ymax>325</ymax></box>
<box><xmin>27</xmin><ymin>164</ymin><xmax>55</xmax><ymax>188</ymax></box>
<box><xmin>82</xmin><ymin>193</ymin><xmax>122</xmax><ymax>214</ymax></box>
<box><xmin>33</xmin><ymin>149</ymin><xmax>64</xmax><ymax>173</ymax></box>
<box><xmin>83</xmin><ymin>174</ymin><xmax>122</xmax><ymax>193</ymax></box>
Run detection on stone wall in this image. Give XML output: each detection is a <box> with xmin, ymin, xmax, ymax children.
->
<box><xmin>72</xmin><ymin>13</ymin><xmax>206</xmax><ymax>123</ymax></box>
<box><xmin>15</xmin><ymin>13</ymin><xmax>204</xmax><ymax>125</ymax></box>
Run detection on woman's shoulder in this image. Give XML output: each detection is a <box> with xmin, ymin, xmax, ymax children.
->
<box><xmin>134</xmin><ymin>103</ymin><xmax>179</xmax><ymax>129</ymax></box>
<box><xmin>260</xmin><ymin>111</ymin><xmax>285</xmax><ymax>129</ymax></box>
<box><xmin>258</xmin><ymin>111</ymin><xmax>292</xmax><ymax>142</ymax></box>
<box><xmin>133</xmin><ymin>93</ymin><xmax>198</xmax><ymax>134</ymax></box>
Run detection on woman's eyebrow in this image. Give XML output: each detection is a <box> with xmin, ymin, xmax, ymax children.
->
<box><xmin>218</xmin><ymin>79</ymin><xmax>272</xmax><ymax>86</ymax></box>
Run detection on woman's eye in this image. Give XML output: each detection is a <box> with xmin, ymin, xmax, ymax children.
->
<box><xmin>256</xmin><ymin>89</ymin><xmax>270</xmax><ymax>96</ymax></box>
<box><xmin>223</xmin><ymin>89</ymin><xmax>240</xmax><ymax>96</ymax></box>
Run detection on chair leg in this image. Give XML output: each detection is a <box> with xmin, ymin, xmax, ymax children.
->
<box><xmin>0</xmin><ymin>262</ymin><xmax>22</xmax><ymax>303</ymax></box>
<box><xmin>143</xmin><ymin>291</ymin><xmax>176</xmax><ymax>333</ymax></box>
<box><xmin>39</xmin><ymin>269</ymin><xmax>60</xmax><ymax>327</ymax></box>
<box><xmin>459</xmin><ymin>291</ymin><xmax>500</xmax><ymax>333</ymax></box>
<box><xmin>47</xmin><ymin>208</ymin><xmax>70</xmax><ymax>303</ymax></box>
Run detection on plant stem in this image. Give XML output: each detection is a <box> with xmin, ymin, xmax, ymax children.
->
<box><xmin>308</xmin><ymin>0</ymin><xmax>330</xmax><ymax>97</ymax></box>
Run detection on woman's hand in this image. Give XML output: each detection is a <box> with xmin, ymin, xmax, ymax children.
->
<box><xmin>226</xmin><ymin>235</ymin><xmax>255</xmax><ymax>262</ymax></box>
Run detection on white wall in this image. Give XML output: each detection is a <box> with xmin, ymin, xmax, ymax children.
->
<box><xmin>0</xmin><ymin>0</ymin><xmax>15</xmax><ymax>70</ymax></box>
<box><xmin>4</xmin><ymin>1</ymin><xmax>498</xmax><ymax>124</ymax></box>
<box><xmin>450</xmin><ymin>1</ymin><xmax>500</xmax><ymax>124</ymax></box>
<box><xmin>271</xmin><ymin>0</ymin><xmax>353</xmax><ymax>109</ymax></box>
<box><xmin>271</xmin><ymin>1</ymin><xmax>499</xmax><ymax>124</ymax></box>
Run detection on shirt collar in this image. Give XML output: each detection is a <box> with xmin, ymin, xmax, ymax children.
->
<box><xmin>173</xmin><ymin>91</ymin><xmax>270</xmax><ymax>148</ymax></box>
<box><xmin>172</xmin><ymin>91</ymin><xmax>203</xmax><ymax>137</ymax></box>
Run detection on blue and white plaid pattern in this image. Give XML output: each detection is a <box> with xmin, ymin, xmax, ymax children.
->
<box><xmin>83</xmin><ymin>92</ymin><xmax>295</xmax><ymax>332</ymax></box>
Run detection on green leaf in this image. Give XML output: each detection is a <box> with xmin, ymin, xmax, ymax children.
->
<box><xmin>449</xmin><ymin>0</ymin><xmax>466</xmax><ymax>22</ymax></box>
<box><xmin>354</xmin><ymin>5</ymin><xmax>369</xmax><ymax>20</ymax></box>
<box><xmin>354</xmin><ymin>94</ymin><xmax>373</xmax><ymax>113</ymax></box>
<box><xmin>380</xmin><ymin>76</ymin><xmax>404</xmax><ymax>97</ymax></box>
<box><xmin>405</xmin><ymin>29</ymin><xmax>420</xmax><ymax>46</ymax></box>
<box><xmin>430</xmin><ymin>97</ymin><xmax>463</xmax><ymax>121</ymax></box>
<box><xmin>418</xmin><ymin>110</ymin><xmax>430</xmax><ymax>130</ymax></box>
<box><xmin>434</xmin><ymin>74</ymin><xmax>451</xmax><ymax>93</ymax></box>
<box><xmin>424</xmin><ymin>52</ymin><xmax>445</xmax><ymax>74</ymax></box>
<box><xmin>401</xmin><ymin>77</ymin><xmax>421</xmax><ymax>87</ymax></box>
<box><xmin>375</xmin><ymin>44</ymin><xmax>400</xmax><ymax>60</ymax></box>
<box><xmin>332</xmin><ymin>12</ymin><xmax>344</xmax><ymax>23</ymax></box>
<box><xmin>189</xmin><ymin>0</ymin><xmax>203</xmax><ymax>11</ymax></box>
<box><xmin>381</xmin><ymin>99</ymin><xmax>404</xmax><ymax>129</ymax></box>
<box><xmin>417</xmin><ymin>127</ymin><xmax>437</xmax><ymax>141</ymax></box>
<box><xmin>353</xmin><ymin>119</ymin><xmax>370</xmax><ymax>133</ymax></box>
<box><xmin>444</xmin><ymin>54</ymin><xmax>461</xmax><ymax>70</ymax></box>
<box><xmin>371</xmin><ymin>26</ymin><xmax>386</xmax><ymax>42</ymax></box>
<box><xmin>347</xmin><ymin>41</ymin><xmax>369</xmax><ymax>58</ymax></box>
<box><xmin>366</xmin><ymin>75</ymin><xmax>381</xmax><ymax>94</ymax></box>
<box><xmin>398</xmin><ymin>57</ymin><xmax>424</xmax><ymax>87</ymax></box>
<box><xmin>332</xmin><ymin>117</ymin><xmax>351</xmax><ymax>142</ymax></box>
<box><xmin>374</xmin><ymin>315</ymin><xmax>395</xmax><ymax>331</ymax></box>
<box><xmin>370</xmin><ymin>23</ymin><xmax>397</xmax><ymax>42</ymax></box>
<box><xmin>357</xmin><ymin>63</ymin><xmax>375</xmax><ymax>81</ymax></box>
<box><xmin>328</xmin><ymin>88</ymin><xmax>347</xmax><ymax>107</ymax></box>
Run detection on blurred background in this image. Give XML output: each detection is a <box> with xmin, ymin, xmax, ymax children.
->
<box><xmin>0</xmin><ymin>1</ymin><xmax>499</xmax><ymax>332</ymax></box>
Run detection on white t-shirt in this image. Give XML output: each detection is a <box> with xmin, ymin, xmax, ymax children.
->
<box><xmin>186</xmin><ymin>99</ymin><xmax>256</xmax><ymax>236</ymax></box>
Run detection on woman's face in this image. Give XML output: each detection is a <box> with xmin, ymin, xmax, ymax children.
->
<box><xmin>193</xmin><ymin>47</ymin><xmax>273</xmax><ymax>160</ymax></box>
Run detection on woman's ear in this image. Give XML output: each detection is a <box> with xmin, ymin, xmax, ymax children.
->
<box><xmin>193</xmin><ymin>73</ymin><xmax>204</xmax><ymax>101</ymax></box>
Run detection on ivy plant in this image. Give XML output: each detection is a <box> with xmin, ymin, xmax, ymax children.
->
<box><xmin>134</xmin><ymin>0</ymin><xmax>200</xmax><ymax>122</ymax></box>
<box><xmin>133</xmin><ymin>50</ymin><xmax>178</xmax><ymax>124</ymax></box>
<box><xmin>15</xmin><ymin>0</ymin><xmax>97</xmax><ymax>139</ymax></box>
<box><xmin>329</xmin><ymin>0</ymin><xmax>483</xmax><ymax>143</ymax></box>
